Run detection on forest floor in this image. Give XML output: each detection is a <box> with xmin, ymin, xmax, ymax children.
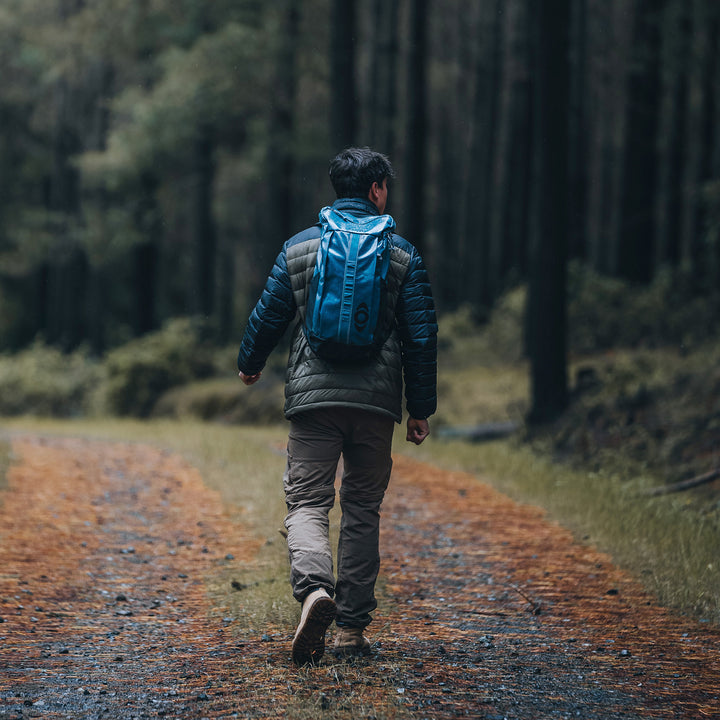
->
<box><xmin>1</xmin><ymin>432</ymin><xmax>719</xmax><ymax>719</ymax></box>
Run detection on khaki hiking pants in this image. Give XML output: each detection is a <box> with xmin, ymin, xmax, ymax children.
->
<box><xmin>283</xmin><ymin>407</ymin><xmax>394</xmax><ymax>629</ymax></box>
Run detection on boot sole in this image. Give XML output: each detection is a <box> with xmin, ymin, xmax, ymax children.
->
<box><xmin>291</xmin><ymin>596</ymin><xmax>336</xmax><ymax>666</ymax></box>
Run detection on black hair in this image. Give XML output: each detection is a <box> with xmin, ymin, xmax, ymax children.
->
<box><xmin>328</xmin><ymin>147</ymin><xmax>395</xmax><ymax>199</ymax></box>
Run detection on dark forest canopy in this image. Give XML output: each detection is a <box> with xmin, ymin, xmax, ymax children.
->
<box><xmin>1</xmin><ymin>0</ymin><xmax>719</xmax><ymax>369</ymax></box>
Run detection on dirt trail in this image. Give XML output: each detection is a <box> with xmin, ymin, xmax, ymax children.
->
<box><xmin>0</xmin><ymin>434</ymin><xmax>718</xmax><ymax>719</ymax></box>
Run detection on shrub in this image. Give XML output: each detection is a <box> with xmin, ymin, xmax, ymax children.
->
<box><xmin>153</xmin><ymin>377</ymin><xmax>285</xmax><ymax>425</ymax></box>
<box><xmin>0</xmin><ymin>342</ymin><xmax>99</xmax><ymax>417</ymax></box>
<box><xmin>439</xmin><ymin>287</ymin><xmax>527</xmax><ymax>368</ymax></box>
<box><xmin>568</xmin><ymin>263</ymin><xmax>720</xmax><ymax>352</ymax></box>
<box><xmin>101</xmin><ymin>317</ymin><xmax>217</xmax><ymax>417</ymax></box>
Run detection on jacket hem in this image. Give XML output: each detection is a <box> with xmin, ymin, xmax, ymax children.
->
<box><xmin>285</xmin><ymin>401</ymin><xmax>401</xmax><ymax>424</ymax></box>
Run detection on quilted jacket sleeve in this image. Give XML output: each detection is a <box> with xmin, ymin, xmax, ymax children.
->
<box><xmin>237</xmin><ymin>247</ymin><xmax>296</xmax><ymax>375</ymax></box>
<box><xmin>395</xmin><ymin>246</ymin><xmax>438</xmax><ymax>419</ymax></box>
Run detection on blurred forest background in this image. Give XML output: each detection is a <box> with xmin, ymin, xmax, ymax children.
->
<box><xmin>1</xmin><ymin>0</ymin><xmax>720</xmax><ymax>424</ymax></box>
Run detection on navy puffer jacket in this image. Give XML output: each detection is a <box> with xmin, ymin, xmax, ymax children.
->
<box><xmin>237</xmin><ymin>198</ymin><xmax>437</xmax><ymax>422</ymax></box>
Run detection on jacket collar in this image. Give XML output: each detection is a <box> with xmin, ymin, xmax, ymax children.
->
<box><xmin>332</xmin><ymin>197</ymin><xmax>380</xmax><ymax>216</ymax></box>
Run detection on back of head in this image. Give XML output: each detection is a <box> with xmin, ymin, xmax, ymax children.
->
<box><xmin>329</xmin><ymin>147</ymin><xmax>394</xmax><ymax>199</ymax></box>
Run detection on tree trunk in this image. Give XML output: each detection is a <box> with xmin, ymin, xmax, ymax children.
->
<box><xmin>712</xmin><ymin>7</ymin><xmax>720</xmax><ymax>182</ymax></box>
<box><xmin>330</xmin><ymin>0</ymin><xmax>357</xmax><ymax>150</ymax></box>
<box><xmin>250</xmin><ymin>0</ymin><xmax>300</xmax><ymax>323</ymax></box>
<box><xmin>527</xmin><ymin>0</ymin><xmax>570</xmax><ymax>425</ymax></box>
<box><xmin>430</xmin><ymin>0</ymin><xmax>480</xmax><ymax>310</ymax></box>
<box><xmin>59</xmin><ymin>247</ymin><xmax>88</xmax><ymax>352</ymax></box>
<box><xmin>85</xmin><ymin>60</ymin><xmax>115</xmax><ymax>353</ymax></box>
<box><xmin>604</xmin><ymin>0</ymin><xmax>635</xmax><ymax>276</ymax></box>
<box><xmin>192</xmin><ymin>126</ymin><xmax>217</xmax><ymax>320</ymax></box>
<box><xmin>619</xmin><ymin>0</ymin><xmax>662</xmax><ymax>283</ymax></box>
<box><xmin>487</xmin><ymin>0</ymin><xmax>530</xmax><ymax>299</ymax></box>
<box><xmin>87</xmin><ymin>264</ymin><xmax>106</xmax><ymax>356</ymax></box>
<box><xmin>267</xmin><ymin>0</ymin><xmax>299</xmax><ymax>247</ymax></box>
<box><xmin>460</xmin><ymin>0</ymin><xmax>503</xmax><ymax>311</ymax></box>
<box><xmin>47</xmin><ymin>69</ymin><xmax>84</xmax><ymax>350</ymax></box>
<box><xmin>679</xmin><ymin>0</ymin><xmax>713</xmax><ymax>278</ymax></box>
<box><xmin>402</xmin><ymin>0</ymin><xmax>429</xmax><ymax>255</ymax></box>
<box><xmin>585</xmin><ymin>0</ymin><xmax>612</xmax><ymax>273</ymax></box>
<box><xmin>369</xmin><ymin>0</ymin><xmax>399</xmax><ymax>156</ymax></box>
<box><xmin>133</xmin><ymin>241</ymin><xmax>158</xmax><ymax>336</ymax></box>
<box><xmin>708</xmin><ymin>5</ymin><xmax>720</xmax><ymax>287</ymax></box>
<box><xmin>654</xmin><ymin>0</ymin><xmax>689</xmax><ymax>271</ymax></box>
<box><xmin>567</xmin><ymin>0</ymin><xmax>588</xmax><ymax>261</ymax></box>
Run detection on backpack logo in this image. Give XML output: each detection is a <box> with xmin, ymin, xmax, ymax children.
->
<box><xmin>304</xmin><ymin>206</ymin><xmax>395</xmax><ymax>362</ymax></box>
<box><xmin>354</xmin><ymin>303</ymin><xmax>370</xmax><ymax>331</ymax></box>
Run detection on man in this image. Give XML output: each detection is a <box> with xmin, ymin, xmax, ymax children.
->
<box><xmin>237</xmin><ymin>147</ymin><xmax>437</xmax><ymax>665</ymax></box>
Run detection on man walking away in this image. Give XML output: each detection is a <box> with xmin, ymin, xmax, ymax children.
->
<box><xmin>237</xmin><ymin>147</ymin><xmax>437</xmax><ymax>665</ymax></box>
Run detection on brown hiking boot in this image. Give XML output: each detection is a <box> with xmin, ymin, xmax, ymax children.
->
<box><xmin>291</xmin><ymin>589</ymin><xmax>336</xmax><ymax>666</ymax></box>
<box><xmin>333</xmin><ymin>627</ymin><xmax>371</xmax><ymax>657</ymax></box>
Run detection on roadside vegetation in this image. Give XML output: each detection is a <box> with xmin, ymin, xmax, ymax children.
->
<box><xmin>0</xmin><ymin>438</ymin><xmax>9</xmax><ymax>495</ymax></box>
<box><xmin>0</xmin><ymin>266</ymin><xmax>718</xmax><ymax>625</ymax></box>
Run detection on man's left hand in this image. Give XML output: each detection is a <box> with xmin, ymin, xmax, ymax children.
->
<box><xmin>406</xmin><ymin>417</ymin><xmax>430</xmax><ymax>445</ymax></box>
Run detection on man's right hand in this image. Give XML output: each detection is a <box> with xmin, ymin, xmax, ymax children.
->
<box><xmin>239</xmin><ymin>371</ymin><xmax>262</xmax><ymax>386</ymax></box>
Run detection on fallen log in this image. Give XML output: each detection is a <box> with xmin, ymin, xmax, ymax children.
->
<box><xmin>644</xmin><ymin>467</ymin><xmax>720</xmax><ymax>497</ymax></box>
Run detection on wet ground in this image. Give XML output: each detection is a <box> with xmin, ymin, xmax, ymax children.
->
<box><xmin>0</xmin><ymin>435</ymin><xmax>718</xmax><ymax>719</ymax></box>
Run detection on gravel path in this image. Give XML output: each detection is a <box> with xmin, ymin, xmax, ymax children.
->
<box><xmin>0</xmin><ymin>435</ymin><xmax>718</xmax><ymax>719</ymax></box>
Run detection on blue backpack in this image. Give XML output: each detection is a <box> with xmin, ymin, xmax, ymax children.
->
<box><xmin>304</xmin><ymin>205</ymin><xmax>396</xmax><ymax>362</ymax></box>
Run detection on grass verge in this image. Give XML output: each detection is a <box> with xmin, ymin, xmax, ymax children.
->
<box><xmin>0</xmin><ymin>436</ymin><xmax>10</xmax><ymax>496</ymax></box>
<box><xmin>413</xmin><ymin>435</ymin><xmax>720</xmax><ymax>624</ymax></box>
